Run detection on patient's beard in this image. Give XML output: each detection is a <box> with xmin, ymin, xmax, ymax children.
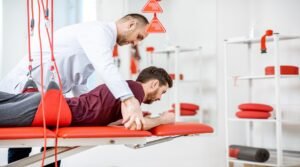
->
<box><xmin>144</xmin><ymin>90</ymin><xmax>158</xmax><ymax>104</ymax></box>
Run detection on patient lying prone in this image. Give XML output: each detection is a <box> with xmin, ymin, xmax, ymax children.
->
<box><xmin>0</xmin><ymin>66</ymin><xmax>175</xmax><ymax>130</ymax></box>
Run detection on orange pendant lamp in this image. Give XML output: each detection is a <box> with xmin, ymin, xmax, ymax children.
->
<box><xmin>142</xmin><ymin>0</ymin><xmax>166</xmax><ymax>33</ymax></box>
<box><xmin>142</xmin><ymin>0</ymin><xmax>163</xmax><ymax>13</ymax></box>
<box><xmin>147</xmin><ymin>13</ymin><xmax>166</xmax><ymax>33</ymax></box>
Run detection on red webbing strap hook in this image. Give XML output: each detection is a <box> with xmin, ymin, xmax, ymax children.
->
<box><xmin>24</xmin><ymin>0</ymin><xmax>39</xmax><ymax>93</ymax></box>
<box><xmin>260</xmin><ymin>29</ymin><xmax>273</xmax><ymax>54</ymax></box>
<box><xmin>36</xmin><ymin>0</ymin><xmax>50</xmax><ymax>166</ymax></box>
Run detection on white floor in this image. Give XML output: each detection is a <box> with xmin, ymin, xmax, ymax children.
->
<box><xmin>0</xmin><ymin>135</ymin><xmax>225</xmax><ymax>167</ymax></box>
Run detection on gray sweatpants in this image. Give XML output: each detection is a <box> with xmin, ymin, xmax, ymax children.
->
<box><xmin>0</xmin><ymin>91</ymin><xmax>41</xmax><ymax>126</ymax></box>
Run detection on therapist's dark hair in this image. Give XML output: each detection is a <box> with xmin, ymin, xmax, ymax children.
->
<box><xmin>136</xmin><ymin>66</ymin><xmax>173</xmax><ymax>88</ymax></box>
<box><xmin>121</xmin><ymin>13</ymin><xmax>149</xmax><ymax>26</ymax></box>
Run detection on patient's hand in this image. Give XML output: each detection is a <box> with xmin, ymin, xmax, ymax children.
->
<box><xmin>108</xmin><ymin>119</ymin><xmax>138</xmax><ymax>131</ymax></box>
<box><xmin>128</xmin><ymin>123</ymin><xmax>137</xmax><ymax>130</ymax></box>
<box><xmin>159</xmin><ymin>111</ymin><xmax>175</xmax><ymax>124</ymax></box>
<box><xmin>122</xmin><ymin>112</ymin><xmax>175</xmax><ymax>131</ymax></box>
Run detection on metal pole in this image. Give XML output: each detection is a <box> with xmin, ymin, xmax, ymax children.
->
<box><xmin>273</xmin><ymin>33</ymin><xmax>282</xmax><ymax>166</ymax></box>
<box><xmin>224</xmin><ymin>40</ymin><xmax>230</xmax><ymax>167</ymax></box>
<box><xmin>246</xmin><ymin>43</ymin><xmax>253</xmax><ymax>147</ymax></box>
<box><xmin>174</xmin><ymin>46</ymin><xmax>180</xmax><ymax>121</ymax></box>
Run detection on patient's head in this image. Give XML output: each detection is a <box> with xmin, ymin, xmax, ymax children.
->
<box><xmin>136</xmin><ymin>66</ymin><xmax>172</xmax><ymax>104</ymax></box>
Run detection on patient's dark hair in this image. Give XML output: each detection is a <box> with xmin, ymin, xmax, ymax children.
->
<box><xmin>136</xmin><ymin>66</ymin><xmax>173</xmax><ymax>88</ymax></box>
<box><xmin>120</xmin><ymin>13</ymin><xmax>149</xmax><ymax>26</ymax></box>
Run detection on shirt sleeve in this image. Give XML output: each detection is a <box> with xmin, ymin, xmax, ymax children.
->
<box><xmin>77</xmin><ymin>25</ymin><xmax>133</xmax><ymax>99</ymax></box>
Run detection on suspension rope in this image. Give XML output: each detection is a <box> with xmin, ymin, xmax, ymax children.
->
<box><xmin>27</xmin><ymin>0</ymin><xmax>33</xmax><ymax>76</ymax></box>
<box><xmin>39</xmin><ymin>0</ymin><xmax>63</xmax><ymax>166</ymax></box>
<box><xmin>36</xmin><ymin>0</ymin><xmax>48</xmax><ymax>166</ymax></box>
<box><xmin>27</xmin><ymin>0</ymin><xmax>64</xmax><ymax>166</ymax></box>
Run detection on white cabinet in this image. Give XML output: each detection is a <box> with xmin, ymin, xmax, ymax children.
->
<box><xmin>224</xmin><ymin>34</ymin><xmax>300</xmax><ymax>167</ymax></box>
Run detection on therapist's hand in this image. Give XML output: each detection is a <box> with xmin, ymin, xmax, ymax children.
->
<box><xmin>121</xmin><ymin>97</ymin><xmax>145</xmax><ymax>130</ymax></box>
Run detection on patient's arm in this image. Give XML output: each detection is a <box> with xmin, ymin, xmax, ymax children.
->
<box><xmin>142</xmin><ymin>112</ymin><xmax>175</xmax><ymax>130</ymax></box>
<box><xmin>130</xmin><ymin>111</ymin><xmax>175</xmax><ymax>131</ymax></box>
<box><xmin>109</xmin><ymin>112</ymin><xmax>175</xmax><ymax>131</ymax></box>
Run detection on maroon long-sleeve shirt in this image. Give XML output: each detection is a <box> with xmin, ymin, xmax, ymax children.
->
<box><xmin>66</xmin><ymin>80</ymin><xmax>144</xmax><ymax>126</ymax></box>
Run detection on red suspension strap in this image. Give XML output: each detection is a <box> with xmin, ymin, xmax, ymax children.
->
<box><xmin>36</xmin><ymin>0</ymin><xmax>48</xmax><ymax>166</ymax></box>
<box><xmin>260</xmin><ymin>29</ymin><xmax>273</xmax><ymax>53</ymax></box>
<box><xmin>28</xmin><ymin>1</ymin><xmax>67</xmax><ymax>166</ymax></box>
<box><xmin>50</xmin><ymin>1</ymin><xmax>63</xmax><ymax>166</ymax></box>
<box><xmin>40</xmin><ymin>0</ymin><xmax>64</xmax><ymax>166</ymax></box>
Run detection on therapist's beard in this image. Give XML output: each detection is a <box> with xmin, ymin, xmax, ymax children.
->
<box><xmin>117</xmin><ymin>30</ymin><xmax>135</xmax><ymax>46</ymax></box>
<box><xmin>117</xmin><ymin>32</ymin><xmax>130</xmax><ymax>46</ymax></box>
<box><xmin>117</xmin><ymin>37</ymin><xmax>128</xmax><ymax>46</ymax></box>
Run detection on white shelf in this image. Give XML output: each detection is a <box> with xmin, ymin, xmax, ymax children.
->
<box><xmin>229</xmin><ymin>118</ymin><xmax>300</xmax><ymax>125</ymax></box>
<box><xmin>282</xmin><ymin>120</ymin><xmax>300</xmax><ymax>125</ymax></box>
<box><xmin>152</xmin><ymin>46</ymin><xmax>202</xmax><ymax>54</ymax></box>
<box><xmin>224</xmin><ymin>33</ymin><xmax>300</xmax><ymax>167</ymax></box>
<box><xmin>225</xmin><ymin>35</ymin><xmax>300</xmax><ymax>44</ymax></box>
<box><xmin>232</xmin><ymin>75</ymin><xmax>299</xmax><ymax>80</ymax></box>
<box><xmin>228</xmin><ymin>118</ymin><xmax>276</xmax><ymax>123</ymax></box>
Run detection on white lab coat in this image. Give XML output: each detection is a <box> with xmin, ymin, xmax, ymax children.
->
<box><xmin>0</xmin><ymin>21</ymin><xmax>133</xmax><ymax>98</ymax></box>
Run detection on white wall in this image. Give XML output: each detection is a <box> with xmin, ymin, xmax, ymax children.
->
<box><xmin>0</xmin><ymin>1</ymin><xmax>3</xmax><ymax>78</ymax></box>
<box><xmin>0</xmin><ymin>0</ymin><xmax>26</xmax><ymax>78</ymax></box>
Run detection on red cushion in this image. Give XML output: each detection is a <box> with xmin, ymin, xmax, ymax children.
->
<box><xmin>172</xmin><ymin>103</ymin><xmax>200</xmax><ymax>111</ymax></box>
<box><xmin>168</xmin><ymin>109</ymin><xmax>197</xmax><ymax>116</ymax></box>
<box><xmin>150</xmin><ymin>122</ymin><xmax>213</xmax><ymax>136</ymax></box>
<box><xmin>0</xmin><ymin>127</ymin><xmax>55</xmax><ymax>139</ymax></box>
<box><xmin>31</xmin><ymin>89</ymin><xmax>72</xmax><ymax>127</ymax></box>
<box><xmin>236</xmin><ymin>111</ymin><xmax>271</xmax><ymax>119</ymax></box>
<box><xmin>169</xmin><ymin>73</ymin><xmax>184</xmax><ymax>80</ymax></box>
<box><xmin>238</xmin><ymin>103</ymin><xmax>273</xmax><ymax>112</ymax></box>
<box><xmin>57</xmin><ymin>126</ymin><xmax>152</xmax><ymax>138</ymax></box>
<box><xmin>265</xmin><ymin>65</ymin><xmax>299</xmax><ymax>75</ymax></box>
